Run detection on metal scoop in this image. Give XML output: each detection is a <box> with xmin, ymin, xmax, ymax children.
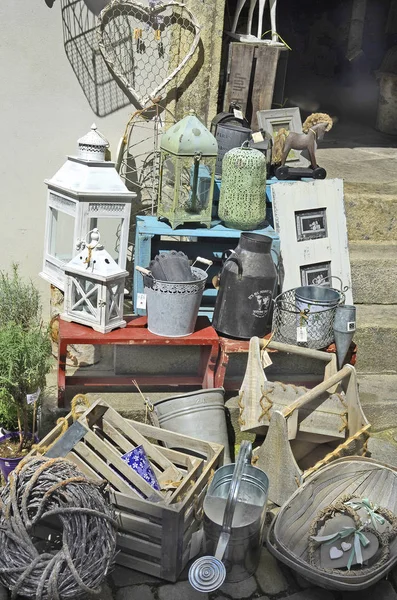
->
<box><xmin>188</xmin><ymin>441</ymin><xmax>253</xmax><ymax>593</ymax></box>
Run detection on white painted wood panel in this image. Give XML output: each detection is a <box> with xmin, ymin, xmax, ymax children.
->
<box><xmin>271</xmin><ymin>179</ymin><xmax>353</xmax><ymax>304</ymax></box>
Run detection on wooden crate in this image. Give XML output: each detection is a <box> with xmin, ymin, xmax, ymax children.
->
<box><xmin>31</xmin><ymin>400</ymin><xmax>224</xmax><ymax>581</ymax></box>
<box><xmin>223</xmin><ymin>42</ymin><xmax>283</xmax><ymax>128</ymax></box>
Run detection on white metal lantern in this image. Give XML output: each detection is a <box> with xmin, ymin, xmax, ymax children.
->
<box><xmin>62</xmin><ymin>229</ymin><xmax>128</xmax><ymax>333</ymax></box>
<box><xmin>40</xmin><ymin>124</ymin><xmax>134</xmax><ymax>290</ymax></box>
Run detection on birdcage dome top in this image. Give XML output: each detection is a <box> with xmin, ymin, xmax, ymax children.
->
<box><xmin>64</xmin><ymin>229</ymin><xmax>128</xmax><ymax>280</ymax></box>
<box><xmin>78</xmin><ymin>124</ymin><xmax>109</xmax><ymax>161</ymax></box>
<box><xmin>160</xmin><ymin>111</ymin><xmax>218</xmax><ymax>156</ymax></box>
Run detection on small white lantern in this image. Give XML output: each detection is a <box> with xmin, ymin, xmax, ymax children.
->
<box><xmin>62</xmin><ymin>229</ymin><xmax>128</xmax><ymax>333</ymax></box>
<box><xmin>40</xmin><ymin>124</ymin><xmax>134</xmax><ymax>290</ymax></box>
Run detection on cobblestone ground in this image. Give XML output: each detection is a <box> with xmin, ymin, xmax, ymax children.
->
<box><xmin>4</xmin><ymin>540</ymin><xmax>397</xmax><ymax>600</ymax></box>
<box><xmin>89</xmin><ymin>545</ymin><xmax>397</xmax><ymax>600</ymax></box>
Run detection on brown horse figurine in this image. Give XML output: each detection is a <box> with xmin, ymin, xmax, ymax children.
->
<box><xmin>272</xmin><ymin>112</ymin><xmax>333</xmax><ymax>169</ymax></box>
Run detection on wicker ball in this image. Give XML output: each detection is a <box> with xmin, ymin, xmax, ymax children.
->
<box><xmin>0</xmin><ymin>456</ymin><xmax>117</xmax><ymax>600</ymax></box>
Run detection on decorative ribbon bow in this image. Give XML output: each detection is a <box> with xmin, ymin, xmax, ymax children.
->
<box><xmin>311</xmin><ymin>526</ymin><xmax>370</xmax><ymax>570</ymax></box>
<box><xmin>345</xmin><ymin>498</ymin><xmax>385</xmax><ymax>531</ymax></box>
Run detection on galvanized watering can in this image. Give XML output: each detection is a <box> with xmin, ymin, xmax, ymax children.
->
<box><xmin>189</xmin><ymin>441</ymin><xmax>269</xmax><ymax>592</ymax></box>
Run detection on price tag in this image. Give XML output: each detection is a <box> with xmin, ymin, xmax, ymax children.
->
<box><xmin>233</xmin><ymin>108</ymin><xmax>244</xmax><ymax>120</ymax></box>
<box><xmin>261</xmin><ymin>349</ymin><xmax>273</xmax><ymax>369</ymax></box>
<box><xmin>252</xmin><ymin>131</ymin><xmax>264</xmax><ymax>143</ymax></box>
<box><xmin>27</xmin><ymin>388</ymin><xmax>41</xmax><ymax>405</ymax></box>
<box><xmin>136</xmin><ymin>293</ymin><xmax>147</xmax><ymax>310</ymax></box>
<box><xmin>297</xmin><ymin>327</ymin><xmax>308</xmax><ymax>343</ymax></box>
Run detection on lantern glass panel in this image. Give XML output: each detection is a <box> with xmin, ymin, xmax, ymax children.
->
<box><xmin>179</xmin><ymin>156</ymin><xmax>214</xmax><ymax>215</ymax></box>
<box><xmin>88</xmin><ymin>217</ymin><xmax>124</xmax><ymax>262</ymax></box>
<box><xmin>71</xmin><ymin>276</ymin><xmax>99</xmax><ymax>318</ymax></box>
<box><xmin>49</xmin><ymin>208</ymin><xmax>75</xmax><ymax>262</ymax></box>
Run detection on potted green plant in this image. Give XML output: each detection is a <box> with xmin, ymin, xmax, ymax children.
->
<box><xmin>0</xmin><ymin>265</ymin><xmax>52</xmax><ymax>478</ymax></box>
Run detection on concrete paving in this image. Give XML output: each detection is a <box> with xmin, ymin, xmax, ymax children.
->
<box><xmin>350</xmin><ymin>241</ymin><xmax>397</xmax><ymax>304</ymax></box>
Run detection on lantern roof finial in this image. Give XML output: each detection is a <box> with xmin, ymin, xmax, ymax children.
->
<box><xmin>78</xmin><ymin>124</ymin><xmax>109</xmax><ymax>161</ymax></box>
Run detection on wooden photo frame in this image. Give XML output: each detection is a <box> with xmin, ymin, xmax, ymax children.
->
<box><xmin>256</xmin><ymin>107</ymin><xmax>309</xmax><ymax>166</ymax></box>
<box><xmin>271</xmin><ymin>179</ymin><xmax>353</xmax><ymax>304</ymax></box>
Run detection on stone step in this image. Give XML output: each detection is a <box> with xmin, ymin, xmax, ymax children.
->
<box><xmin>355</xmin><ymin>304</ymin><xmax>397</xmax><ymax>374</ymax></box>
<box><xmin>344</xmin><ymin>182</ymin><xmax>397</xmax><ymax>242</ymax></box>
<box><xmin>350</xmin><ymin>241</ymin><xmax>397</xmax><ymax>304</ymax></box>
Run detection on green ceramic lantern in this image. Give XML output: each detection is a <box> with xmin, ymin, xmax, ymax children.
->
<box><xmin>218</xmin><ymin>145</ymin><xmax>267</xmax><ymax>230</ymax></box>
<box><xmin>158</xmin><ymin>111</ymin><xmax>218</xmax><ymax>229</ymax></box>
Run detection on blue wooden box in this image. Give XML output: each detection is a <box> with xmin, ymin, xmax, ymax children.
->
<box><xmin>133</xmin><ymin>215</ymin><xmax>280</xmax><ymax>317</ymax></box>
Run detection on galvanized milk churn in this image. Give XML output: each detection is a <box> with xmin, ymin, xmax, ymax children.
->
<box><xmin>189</xmin><ymin>441</ymin><xmax>269</xmax><ymax>592</ymax></box>
<box><xmin>212</xmin><ymin>232</ymin><xmax>278</xmax><ymax>339</ymax></box>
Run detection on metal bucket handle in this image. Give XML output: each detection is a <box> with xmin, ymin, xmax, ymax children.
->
<box><xmin>192</xmin><ymin>256</ymin><xmax>213</xmax><ymax>272</ymax></box>
<box><xmin>214</xmin><ymin>440</ymin><xmax>253</xmax><ymax>562</ymax></box>
<box><xmin>318</xmin><ymin>275</ymin><xmax>349</xmax><ymax>294</ymax></box>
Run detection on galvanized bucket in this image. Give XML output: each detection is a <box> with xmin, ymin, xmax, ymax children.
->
<box><xmin>333</xmin><ymin>304</ymin><xmax>356</xmax><ymax>368</ymax></box>
<box><xmin>143</xmin><ymin>267</ymin><xmax>208</xmax><ymax>337</ymax></box>
<box><xmin>189</xmin><ymin>441</ymin><xmax>269</xmax><ymax>592</ymax></box>
<box><xmin>152</xmin><ymin>388</ymin><xmax>231</xmax><ymax>464</ymax></box>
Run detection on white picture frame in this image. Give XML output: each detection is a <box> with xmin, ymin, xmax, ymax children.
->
<box><xmin>271</xmin><ymin>179</ymin><xmax>353</xmax><ymax>304</ymax></box>
<box><xmin>256</xmin><ymin>107</ymin><xmax>309</xmax><ymax>167</ymax></box>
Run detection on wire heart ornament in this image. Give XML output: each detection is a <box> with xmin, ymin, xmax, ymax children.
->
<box><xmin>98</xmin><ymin>0</ymin><xmax>201</xmax><ymax>108</ymax></box>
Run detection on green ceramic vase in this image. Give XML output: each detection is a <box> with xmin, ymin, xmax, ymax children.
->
<box><xmin>218</xmin><ymin>146</ymin><xmax>267</xmax><ymax>230</ymax></box>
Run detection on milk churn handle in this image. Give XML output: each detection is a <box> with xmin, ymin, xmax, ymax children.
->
<box><xmin>270</xmin><ymin>247</ymin><xmax>281</xmax><ymax>273</ymax></box>
<box><xmin>214</xmin><ymin>440</ymin><xmax>252</xmax><ymax>562</ymax></box>
<box><xmin>222</xmin><ymin>249</ymin><xmax>243</xmax><ymax>279</ymax></box>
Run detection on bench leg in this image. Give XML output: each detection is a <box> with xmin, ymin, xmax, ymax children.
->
<box><xmin>58</xmin><ymin>339</ymin><xmax>68</xmax><ymax>408</ymax></box>
<box><xmin>214</xmin><ymin>347</ymin><xmax>229</xmax><ymax>389</ymax></box>
<box><xmin>201</xmin><ymin>344</ymin><xmax>219</xmax><ymax>389</ymax></box>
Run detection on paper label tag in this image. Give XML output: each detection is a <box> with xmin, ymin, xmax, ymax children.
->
<box><xmin>27</xmin><ymin>388</ymin><xmax>41</xmax><ymax>405</ymax></box>
<box><xmin>189</xmin><ymin>528</ymin><xmax>204</xmax><ymax>560</ymax></box>
<box><xmin>233</xmin><ymin>108</ymin><xmax>244</xmax><ymax>120</ymax></box>
<box><xmin>252</xmin><ymin>131</ymin><xmax>264</xmax><ymax>143</ymax></box>
<box><xmin>136</xmin><ymin>293</ymin><xmax>147</xmax><ymax>309</ymax></box>
<box><xmin>261</xmin><ymin>349</ymin><xmax>273</xmax><ymax>369</ymax></box>
<box><xmin>297</xmin><ymin>327</ymin><xmax>308</xmax><ymax>343</ymax></box>
<box><xmin>347</xmin><ymin>321</ymin><xmax>356</xmax><ymax>332</ymax></box>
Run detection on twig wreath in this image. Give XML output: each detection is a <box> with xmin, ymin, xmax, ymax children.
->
<box><xmin>0</xmin><ymin>456</ymin><xmax>117</xmax><ymax>599</ymax></box>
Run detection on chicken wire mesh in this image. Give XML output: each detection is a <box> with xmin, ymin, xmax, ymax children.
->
<box><xmin>61</xmin><ymin>0</ymin><xmax>130</xmax><ymax>116</ymax></box>
<box><xmin>272</xmin><ymin>288</ymin><xmax>342</xmax><ymax>350</ymax></box>
<box><xmin>98</xmin><ymin>0</ymin><xmax>201</xmax><ymax>108</ymax></box>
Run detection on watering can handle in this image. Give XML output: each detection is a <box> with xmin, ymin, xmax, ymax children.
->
<box><xmin>214</xmin><ymin>440</ymin><xmax>252</xmax><ymax>561</ymax></box>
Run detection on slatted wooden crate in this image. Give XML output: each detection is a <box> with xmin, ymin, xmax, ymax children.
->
<box><xmin>31</xmin><ymin>400</ymin><xmax>224</xmax><ymax>581</ymax></box>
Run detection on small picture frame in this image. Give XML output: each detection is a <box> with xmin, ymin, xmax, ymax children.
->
<box><xmin>300</xmin><ymin>262</ymin><xmax>331</xmax><ymax>287</ymax></box>
<box><xmin>295</xmin><ymin>208</ymin><xmax>328</xmax><ymax>242</ymax></box>
<box><xmin>256</xmin><ymin>107</ymin><xmax>309</xmax><ymax>166</ymax></box>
